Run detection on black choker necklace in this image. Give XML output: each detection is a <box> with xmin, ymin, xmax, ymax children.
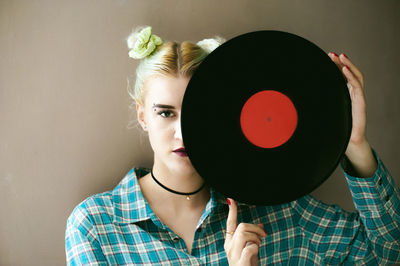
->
<box><xmin>150</xmin><ymin>169</ymin><xmax>206</xmax><ymax>200</ymax></box>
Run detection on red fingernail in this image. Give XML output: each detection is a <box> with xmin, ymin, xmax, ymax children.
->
<box><xmin>264</xmin><ymin>230</ymin><xmax>268</xmax><ymax>235</ymax></box>
<box><xmin>344</xmin><ymin>65</ymin><xmax>350</xmax><ymax>70</ymax></box>
<box><xmin>342</xmin><ymin>53</ymin><xmax>348</xmax><ymax>58</ymax></box>
<box><xmin>226</xmin><ymin>198</ymin><xmax>231</xmax><ymax>205</ymax></box>
<box><xmin>330</xmin><ymin>52</ymin><xmax>338</xmax><ymax>57</ymax></box>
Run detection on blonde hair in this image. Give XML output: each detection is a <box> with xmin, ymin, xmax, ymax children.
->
<box><xmin>126</xmin><ymin>25</ymin><xmax>226</xmax><ymax>106</ymax></box>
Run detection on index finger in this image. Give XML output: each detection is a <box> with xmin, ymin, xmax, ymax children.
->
<box><xmin>225</xmin><ymin>198</ymin><xmax>237</xmax><ymax>243</ymax></box>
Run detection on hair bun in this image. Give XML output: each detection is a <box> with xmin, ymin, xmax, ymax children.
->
<box><xmin>196</xmin><ymin>36</ymin><xmax>226</xmax><ymax>53</ymax></box>
<box><xmin>127</xmin><ymin>26</ymin><xmax>163</xmax><ymax>59</ymax></box>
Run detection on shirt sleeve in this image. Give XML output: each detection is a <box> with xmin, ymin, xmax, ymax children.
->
<box><xmin>65</xmin><ymin>202</ymin><xmax>107</xmax><ymax>266</ymax></box>
<box><xmin>340</xmin><ymin>148</ymin><xmax>400</xmax><ymax>252</ymax></box>
<box><xmin>291</xmin><ymin>148</ymin><xmax>400</xmax><ymax>265</ymax></box>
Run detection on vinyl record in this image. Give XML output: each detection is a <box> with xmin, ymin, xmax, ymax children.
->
<box><xmin>181</xmin><ymin>30</ymin><xmax>352</xmax><ymax>206</ymax></box>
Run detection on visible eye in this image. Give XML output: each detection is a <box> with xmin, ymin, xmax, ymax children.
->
<box><xmin>157</xmin><ymin>110</ymin><xmax>175</xmax><ymax>118</ymax></box>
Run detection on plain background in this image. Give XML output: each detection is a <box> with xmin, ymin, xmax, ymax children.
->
<box><xmin>1</xmin><ymin>0</ymin><xmax>399</xmax><ymax>265</ymax></box>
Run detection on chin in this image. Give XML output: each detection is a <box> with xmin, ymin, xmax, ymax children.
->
<box><xmin>171</xmin><ymin>158</ymin><xmax>197</xmax><ymax>173</ymax></box>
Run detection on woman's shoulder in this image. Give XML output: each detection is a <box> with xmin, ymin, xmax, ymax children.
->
<box><xmin>66</xmin><ymin>166</ymin><xmax>148</xmax><ymax>228</ymax></box>
<box><xmin>66</xmin><ymin>190</ymin><xmax>114</xmax><ymax>230</ymax></box>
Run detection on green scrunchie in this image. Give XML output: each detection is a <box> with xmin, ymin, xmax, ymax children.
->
<box><xmin>129</xmin><ymin>26</ymin><xmax>163</xmax><ymax>59</ymax></box>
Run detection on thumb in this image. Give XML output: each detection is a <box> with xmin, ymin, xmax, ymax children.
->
<box><xmin>225</xmin><ymin>198</ymin><xmax>237</xmax><ymax>244</ymax></box>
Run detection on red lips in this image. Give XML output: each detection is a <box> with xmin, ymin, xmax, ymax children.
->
<box><xmin>173</xmin><ymin>147</ymin><xmax>187</xmax><ymax>157</ymax></box>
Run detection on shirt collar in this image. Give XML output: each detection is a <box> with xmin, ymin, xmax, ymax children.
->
<box><xmin>112</xmin><ymin>167</ymin><xmax>153</xmax><ymax>224</ymax></box>
<box><xmin>112</xmin><ymin>167</ymin><xmax>228</xmax><ymax>225</ymax></box>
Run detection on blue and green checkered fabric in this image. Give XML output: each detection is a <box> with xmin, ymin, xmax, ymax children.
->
<box><xmin>65</xmin><ymin>149</ymin><xmax>400</xmax><ymax>265</ymax></box>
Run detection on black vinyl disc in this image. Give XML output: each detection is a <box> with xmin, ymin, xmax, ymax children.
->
<box><xmin>181</xmin><ymin>30</ymin><xmax>352</xmax><ymax>206</ymax></box>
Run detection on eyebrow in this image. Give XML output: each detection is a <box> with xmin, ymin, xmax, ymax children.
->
<box><xmin>152</xmin><ymin>103</ymin><xmax>176</xmax><ymax>109</ymax></box>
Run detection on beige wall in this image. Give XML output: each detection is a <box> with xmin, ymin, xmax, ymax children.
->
<box><xmin>1</xmin><ymin>0</ymin><xmax>399</xmax><ymax>265</ymax></box>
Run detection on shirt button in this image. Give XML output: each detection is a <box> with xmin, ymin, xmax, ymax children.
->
<box><xmin>378</xmin><ymin>178</ymin><xmax>382</xmax><ymax>186</ymax></box>
<box><xmin>173</xmin><ymin>237</ymin><xmax>180</xmax><ymax>243</ymax></box>
<box><xmin>197</xmin><ymin>227</ymin><xmax>202</xmax><ymax>233</ymax></box>
<box><xmin>385</xmin><ymin>194</ymin><xmax>390</xmax><ymax>201</ymax></box>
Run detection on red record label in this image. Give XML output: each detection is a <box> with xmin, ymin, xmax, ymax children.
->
<box><xmin>240</xmin><ymin>90</ymin><xmax>298</xmax><ymax>148</ymax></box>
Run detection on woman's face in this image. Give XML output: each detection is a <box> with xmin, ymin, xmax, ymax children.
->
<box><xmin>136</xmin><ymin>75</ymin><xmax>196</xmax><ymax>174</ymax></box>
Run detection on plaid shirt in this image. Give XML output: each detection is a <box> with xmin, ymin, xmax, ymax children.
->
<box><xmin>65</xmin><ymin>149</ymin><xmax>400</xmax><ymax>265</ymax></box>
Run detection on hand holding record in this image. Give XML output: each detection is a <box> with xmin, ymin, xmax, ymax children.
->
<box><xmin>328</xmin><ymin>52</ymin><xmax>367</xmax><ymax>147</ymax></box>
<box><xmin>224</xmin><ymin>198</ymin><xmax>267</xmax><ymax>266</ymax></box>
<box><xmin>328</xmin><ymin>52</ymin><xmax>377</xmax><ymax>178</ymax></box>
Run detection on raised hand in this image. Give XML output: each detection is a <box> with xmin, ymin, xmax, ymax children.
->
<box><xmin>328</xmin><ymin>52</ymin><xmax>377</xmax><ymax>178</ymax></box>
<box><xmin>224</xmin><ymin>198</ymin><xmax>267</xmax><ymax>265</ymax></box>
<box><xmin>328</xmin><ymin>52</ymin><xmax>367</xmax><ymax>146</ymax></box>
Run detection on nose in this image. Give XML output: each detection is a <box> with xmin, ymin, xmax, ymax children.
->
<box><xmin>174</xmin><ymin>119</ymin><xmax>183</xmax><ymax>140</ymax></box>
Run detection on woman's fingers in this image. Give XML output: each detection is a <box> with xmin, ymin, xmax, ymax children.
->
<box><xmin>328</xmin><ymin>52</ymin><xmax>344</xmax><ymax>70</ymax></box>
<box><xmin>225</xmin><ymin>198</ymin><xmax>239</xmax><ymax>261</ymax></box>
<box><xmin>328</xmin><ymin>52</ymin><xmax>364</xmax><ymax>89</ymax></box>
<box><xmin>328</xmin><ymin>52</ymin><xmax>367</xmax><ymax>145</ymax></box>
<box><xmin>342</xmin><ymin>65</ymin><xmax>364</xmax><ymax>100</ymax></box>
<box><xmin>225</xmin><ymin>198</ymin><xmax>237</xmax><ymax>243</ymax></box>
<box><xmin>241</xmin><ymin>242</ymin><xmax>260</xmax><ymax>265</ymax></box>
<box><xmin>230</xmin><ymin>229</ymin><xmax>263</xmax><ymax>258</ymax></box>
<box><xmin>232</xmin><ymin>228</ymin><xmax>263</xmax><ymax>250</ymax></box>
<box><xmin>338</xmin><ymin>53</ymin><xmax>364</xmax><ymax>87</ymax></box>
<box><xmin>235</xmin><ymin>222</ymin><xmax>267</xmax><ymax>239</ymax></box>
<box><xmin>225</xmin><ymin>198</ymin><xmax>267</xmax><ymax>265</ymax></box>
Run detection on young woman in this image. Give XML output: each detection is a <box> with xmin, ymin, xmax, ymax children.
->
<box><xmin>65</xmin><ymin>26</ymin><xmax>400</xmax><ymax>265</ymax></box>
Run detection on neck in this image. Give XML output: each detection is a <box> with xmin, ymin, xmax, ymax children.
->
<box><xmin>151</xmin><ymin>169</ymin><xmax>206</xmax><ymax>196</ymax></box>
<box><xmin>153</xmin><ymin>161</ymin><xmax>205</xmax><ymax>193</ymax></box>
<box><xmin>139</xmin><ymin>161</ymin><xmax>210</xmax><ymax>211</ymax></box>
